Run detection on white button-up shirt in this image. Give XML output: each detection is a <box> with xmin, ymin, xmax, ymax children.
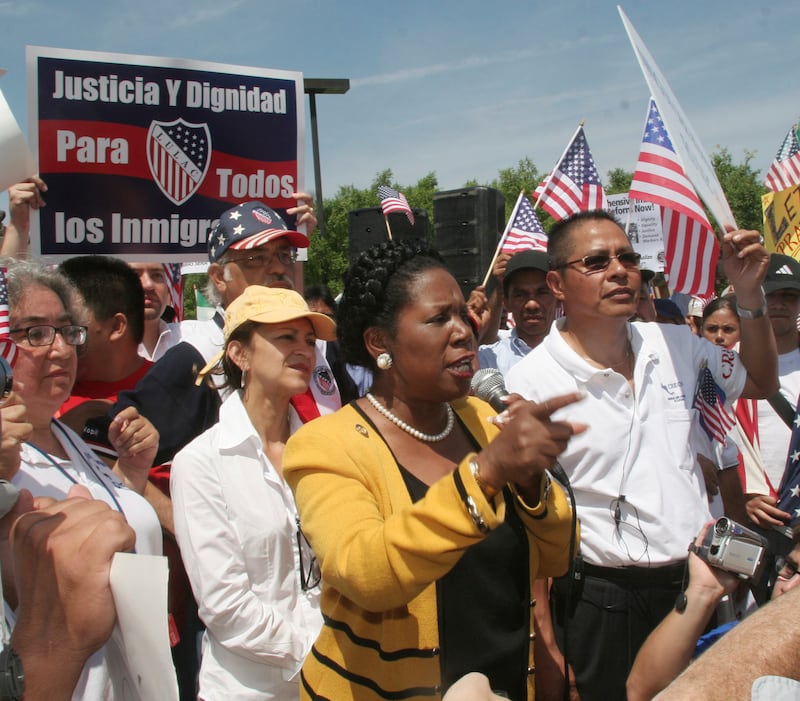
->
<box><xmin>507</xmin><ymin>319</ymin><xmax>746</xmax><ymax>567</ymax></box>
<box><xmin>171</xmin><ymin>391</ymin><xmax>322</xmax><ymax>700</ymax></box>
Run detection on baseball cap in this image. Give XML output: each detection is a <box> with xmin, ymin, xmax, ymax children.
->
<box><xmin>686</xmin><ymin>296</ymin><xmax>705</xmax><ymax>318</ymax></box>
<box><xmin>654</xmin><ymin>298</ymin><xmax>683</xmax><ymax>322</ymax></box>
<box><xmin>207</xmin><ymin>201</ymin><xmax>309</xmax><ymax>263</ymax></box>
<box><xmin>763</xmin><ymin>254</ymin><xmax>800</xmax><ymax>294</ymax></box>
<box><xmin>223</xmin><ymin>286</ymin><xmax>336</xmax><ymax>342</ymax></box>
<box><xmin>504</xmin><ymin>250</ymin><xmax>550</xmax><ymax>288</ymax></box>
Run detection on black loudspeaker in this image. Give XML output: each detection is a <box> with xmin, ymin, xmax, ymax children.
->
<box><xmin>433</xmin><ymin>187</ymin><xmax>505</xmax><ymax>298</ymax></box>
<box><xmin>348</xmin><ymin>208</ymin><xmax>430</xmax><ymax>262</ymax></box>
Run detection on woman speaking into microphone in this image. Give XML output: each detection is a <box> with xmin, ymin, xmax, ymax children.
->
<box><xmin>283</xmin><ymin>240</ymin><xmax>583</xmax><ymax>700</ymax></box>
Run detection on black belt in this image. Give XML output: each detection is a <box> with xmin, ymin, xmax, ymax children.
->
<box><xmin>581</xmin><ymin>561</ymin><xmax>686</xmax><ymax>587</ymax></box>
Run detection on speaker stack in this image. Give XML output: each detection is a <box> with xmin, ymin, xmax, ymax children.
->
<box><xmin>347</xmin><ymin>208</ymin><xmax>430</xmax><ymax>262</ymax></box>
<box><xmin>432</xmin><ymin>187</ymin><xmax>505</xmax><ymax>299</ymax></box>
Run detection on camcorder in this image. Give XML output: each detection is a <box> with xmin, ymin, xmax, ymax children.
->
<box><xmin>695</xmin><ymin>517</ymin><xmax>768</xmax><ymax>581</ymax></box>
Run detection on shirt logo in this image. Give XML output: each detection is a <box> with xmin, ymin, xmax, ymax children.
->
<box><xmin>313</xmin><ymin>366</ymin><xmax>335</xmax><ymax>396</ymax></box>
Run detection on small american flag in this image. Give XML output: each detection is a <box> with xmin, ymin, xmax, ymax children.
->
<box><xmin>0</xmin><ymin>268</ymin><xmax>18</xmax><ymax>367</ymax></box>
<box><xmin>777</xmin><ymin>400</ymin><xmax>800</xmax><ymax>527</ymax></box>
<box><xmin>501</xmin><ymin>193</ymin><xmax>548</xmax><ymax>254</ymax></box>
<box><xmin>693</xmin><ymin>363</ymin><xmax>735</xmax><ymax>444</ymax></box>
<box><xmin>534</xmin><ymin>125</ymin><xmax>606</xmax><ymax>221</ymax></box>
<box><xmin>164</xmin><ymin>263</ymin><xmax>183</xmax><ymax>322</ymax></box>
<box><xmin>377</xmin><ymin>185</ymin><xmax>415</xmax><ymax>225</ymax></box>
<box><xmin>764</xmin><ymin>124</ymin><xmax>800</xmax><ymax>193</ymax></box>
<box><xmin>629</xmin><ymin>99</ymin><xmax>718</xmax><ymax>298</ymax></box>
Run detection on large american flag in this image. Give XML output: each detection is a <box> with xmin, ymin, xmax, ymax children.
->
<box><xmin>764</xmin><ymin>124</ymin><xmax>800</xmax><ymax>193</ymax></box>
<box><xmin>0</xmin><ymin>268</ymin><xmax>18</xmax><ymax>367</ymax></box>
<box><xmin>501</xmin><ymin>193</ymin><xmax>548</xmax><ymax>254</ymax></box>
<box><xmin>533</xmin><ymin>125</ymin><xmax>606</xmax><ymax>221</ymax></box>
<box><xmin>629</xmin><ymin>98</ymin><xmax>718</xmax><ymax>298</ymax></box>
<box><xmin>777</xmin><ymin>399</ymin><xmax>800</xmax><ymax>528</ymax></box>
<box><xmin>377</xmin><ymin>185</ymin><xmax>415</xmax><ymax>225</ymax></box>
<box><xmin>693</xmin><ymin>363</ymin><xmax>736</xmax><ymax>444</ymax></box>
<box><xmin>164</xmin><ymin>263</ymin><xmax>183</xmax><ymax>322</ymax></box>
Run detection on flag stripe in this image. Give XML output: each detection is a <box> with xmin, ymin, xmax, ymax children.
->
<box><xmin>501</xmin><ymin>194</ymin><xmax>548</xmax><ymax>254</ymax></box>
<box><xmin>629</xmin><ymin>98</ymin><xmax>718</xmax><ymax>298</ymax></box>
<box><xmin>535</xmin><ymin>126</ymin><xmax>607</xmax><ymax>222</ymax></box>
<box><xmin>0</xmin><ymin>268</ymin><xmax>18</xmax><ymax>367</ymax></box>
<box><xmin>765</xmin><ymin>125</ymin><xmax>800</xmax><ymax>193</ymax></box>
<box><xmin>377</xmin><ymin>186</ymin><xmax>415</xmax><ymax>225</ymax></box>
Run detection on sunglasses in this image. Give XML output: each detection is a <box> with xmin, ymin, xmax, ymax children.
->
<box><xmin>775</xmin><ymin>555</ymin><xmax>800</xmax><ymax>580</ymax></box>
<box><xmin>559</xmin><ymin>251</ymin><xmax>642</xmax><ymax>273</ymax></box>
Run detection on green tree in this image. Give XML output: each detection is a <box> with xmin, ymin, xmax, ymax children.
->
<box><xmin>606</xmin><ymin>167</ymin><xmax>633</xmax><ymax>195</ymax></box>
<box><xmin>304</xmin><ymin>170</ymin><xmax>440</xmax><ymax>295</ymax></box>
<box><xmin>711</xmin><ymin>147</ymin><xmax>767</xmax><ymax>232</ymax></box>
<box><xmin>488</xmin><ymin>157</ymin><xmax>542</xmax><ymax>211</ymax></box>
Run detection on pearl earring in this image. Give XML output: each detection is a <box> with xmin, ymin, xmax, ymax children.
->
<box><xmin>241</xmin><ymin>369</ymin><xmax>247</xmax><ymax>389</ymax></box>
<box><xmin>376</xmin><ymin>352</ymin><xmax>393</xmax><ymax>370</ymax></box>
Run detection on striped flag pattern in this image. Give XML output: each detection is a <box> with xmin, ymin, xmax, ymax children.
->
<box><xmin>377</xmin><ymin>185</ymin><xmax>415</xmax><ymax>225</ymax></box>
<box><xmin>776</xmin><ymin>399</ymin><xmax>800</xmax><ymax>527</ymax></box>
<box><xmin>0</xmin><ymin>268</ymin><xmax>18</xmax><ymax>367</ymax></box>
<box><xmin>164</xmin><ymin>263</ymin><xmax>183</xmax><ymax>321</ymax></box>
<box><xmin>629</xmin><ymin>98</ymin><xmax>718</xmax><ymax>298</ymax></box>
<box><xmin>694</xmin><ymin>364</ymin><xmax>736</xmax><ymax>444</ymax></box>
<box><xmin>501</xmin><ymin>193</ymin><xmax>548</xmax><ymax>254</ymax></box>
<box><xmin>533</xmin><ymin>125</ymin><xmax>606</xmax><ymax>221</ymax></box>
<box><xmin>764</xmin><ymin>124</ymin><xmax>800</xmax><ymax>193</ymax></box>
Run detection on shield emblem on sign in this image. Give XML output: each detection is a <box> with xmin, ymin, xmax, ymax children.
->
<box><xmin>147</xmin><ymin>118</ymin><xmax>212</xmax><ymax>206</ymax></box>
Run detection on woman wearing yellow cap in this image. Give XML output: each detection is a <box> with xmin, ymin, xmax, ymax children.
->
<box><xmin>170</xmin><ymin>285</ymin><xmax>337</xmax><ymax>701</ymax></box>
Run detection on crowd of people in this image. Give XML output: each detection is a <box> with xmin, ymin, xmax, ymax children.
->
<box><xmin>1</xmin><ymin>174</ymin><xmax>799</xmax><ymax>701</ymax></box>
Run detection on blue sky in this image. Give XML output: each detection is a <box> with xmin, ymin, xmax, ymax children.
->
<box><xmin>1</xmin><ymin>0</ymin><xmax>798</xmax><ymax>212</ymax></box>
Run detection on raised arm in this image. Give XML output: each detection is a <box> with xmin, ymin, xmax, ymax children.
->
<box><xmin>1</xmin><ymin>177</ymin><xmax>47</xmax><ymax>258</ymax></box>
<box><xmin>723</xmin><ymin>228</ymin><xmax>779</xmax><ymax>399</ymax></box>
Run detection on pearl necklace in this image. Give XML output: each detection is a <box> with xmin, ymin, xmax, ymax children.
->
<box><xmin>365</xmin><ymin>392</ymin><xmax>455</xmax><ymax>443</ymax></box>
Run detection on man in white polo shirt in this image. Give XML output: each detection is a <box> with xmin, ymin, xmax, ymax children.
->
<box><xmin>506</xmin><ymin>210</ymin><xmax>778</xmax><ymax>701</ymax></box>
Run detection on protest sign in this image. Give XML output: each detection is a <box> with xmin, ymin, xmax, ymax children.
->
<box><xmin>27</xmin><ymin>46</ymin><xmax>304</xmax><ymax>262</ymax></box>
<box><xmin>606</xmin><ymin>192</ymin><xmax>665</xmax><ymax>272</ymax></box>
<box><xmin>762</xmin><ymin>187</ymin><xmax>800</xmax><ymax>259</ymax></box>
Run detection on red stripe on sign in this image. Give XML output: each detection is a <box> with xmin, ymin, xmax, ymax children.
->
<box><xmin>39</xmin><ymin>119</ymin><xmax>298</xmax><ymax>207</ymax></box>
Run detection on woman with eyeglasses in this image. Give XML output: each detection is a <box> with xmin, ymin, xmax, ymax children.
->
<box><xmin>1</xmin><ymin>259</ymin><xmax>162</xmax><ymax>699</ymax></box>
<box><xmin>170</xmin><ymin>285</ymin><xmax>336</xmax><ymax>700</ymax></box>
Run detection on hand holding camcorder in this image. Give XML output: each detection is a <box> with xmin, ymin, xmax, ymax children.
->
<box><xmin>693</xmin><ymin>517</ymin><xmax>768</xmax><ymax>581</ymax></box>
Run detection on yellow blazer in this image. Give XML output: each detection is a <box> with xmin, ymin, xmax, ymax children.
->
<box><xmin>283</xmin><ymin>395</ymin><xmax>574</xmax><ymax>700</ymax></box>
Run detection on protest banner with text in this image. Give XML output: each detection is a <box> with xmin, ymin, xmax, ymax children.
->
<box><xmin>27</xmin><ymin>46</ymin><xmax>304</xmax><ymax>262</ymax></box>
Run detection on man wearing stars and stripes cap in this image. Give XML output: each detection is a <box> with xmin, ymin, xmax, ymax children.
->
<box><xmin>115</xmin><ymin>195</ymin><xmax>340</xmax><ymax>469</ymax></box>
<box><xmin>206</xmin><ymin>200</ymin><xmax>309</xmax><ymax>264</ymax></box>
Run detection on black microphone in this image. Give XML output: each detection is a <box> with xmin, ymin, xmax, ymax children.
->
<box><xmin>470</xmin><ymin>368</ymin><xmax>571</xmax><ymax>487</ymax></box>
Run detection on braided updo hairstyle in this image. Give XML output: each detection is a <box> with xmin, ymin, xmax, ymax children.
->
<box><xmin>337</xmin><ymin>240</ymin><xmax>447</xmax><ymax>370</ymax></box>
